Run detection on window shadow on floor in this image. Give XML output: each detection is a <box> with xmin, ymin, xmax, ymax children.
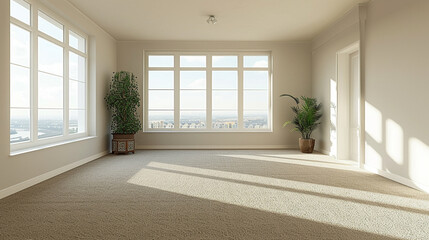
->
<box><xmin>0</xmin><ymin>184</ymin><xmax>402</xmax><ymax>240</ymax></box>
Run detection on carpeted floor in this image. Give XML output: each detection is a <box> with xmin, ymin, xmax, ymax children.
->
<box><xmin>0</xmin><ymin>150</ymin><xmax>428</xmax><ymax>239</ymax></box>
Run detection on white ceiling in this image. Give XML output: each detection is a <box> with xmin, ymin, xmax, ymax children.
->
<box><xmin>67</xmin><ymin>0</ymin><xmax>367</xmax><ymax>41</ymax></box>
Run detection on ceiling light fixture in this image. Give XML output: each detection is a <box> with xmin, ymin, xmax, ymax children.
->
<box><xmin>207</xmin><ymin>15</ymin><xmax>217</xmax><ymax>24</ymax></box>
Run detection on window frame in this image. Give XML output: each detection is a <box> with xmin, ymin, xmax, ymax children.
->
<box><xmin>143</xmin><ymin>51</ymin><xmax>273</xmax><ymax>132</ymax></box>
<box><xmin>10</xmin><ymin>0</ymin><xmax>89</xmax><ymax>152</ymax></box>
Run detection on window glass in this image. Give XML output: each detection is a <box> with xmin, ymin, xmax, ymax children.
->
<box><xmin>69</xmin><ymin>30</ymin><xmax>85</xmax><ymax>53</ymax></box>
<box><xmin>69</xmin><ymin>110</ymin><xmax>85</xmax><ymax>134</ymax></box>
<box><xmin>149</xmin><ymin>55</ymin><xmax>174</xmax><ymax>68</ymax></box>
<box><xmin>148</xmin><ymin>91</ymin><xmax>174</xmax><ymax>110</ymax></box>
<box><xmin>149</xmin><ymin>71</ymin><xmax>174</xmax><ymax>89</ymax></box>
<box><xmin>180</xmin><ymin>91</ymin><xmax>206</xmax><ymax>110</ymax></box>
<box><xmin>180</xmin><ymin>111</ymin><xmax>206</xmax><ymax>129</ymax></box>
<box><xmin>180</xmin><ymin>71</ymin><xmax>206</xmax><ymax>89</ymax></box>
<box><xmin>38</xmin><ymin>11</ymin><xmax>63</xmax><ymax>42</ymax></box>
<box><xmin>10</xmin><ymin>0</ymin><xmax>30</xmax><ymax>25</ymax></box>
<box><xmin>38</xmin><ymin>37</ymin><xmax>63</xmax><ymax>76</ymax></box>
<box><xmin>10</xmin><ymin>64</ymin><xmax>30</xmax><ymax>108</ymax></box>
<box><xmin>69</xmin><ymin>80</ymin><xmax>85</xmax><ymax>109</ymax></box>
<box><xmin>212</xmin><ymin>111</ymin><xmax>238</xmax><ymax>129</ymax></box>
<box><xmin>69</xmin><ymin>52</ymin><xmax>86</xmax><ymax>82</ymax></box>
<box><xmin>244</xmin><ymin>91</ymin><xmax>268</xmax><ymax>110</ymax></box>
<box><xmin>10</xmin><ymin>109</ymin><xmax>30</xmax><ymax>143</ymax></box>
<box><xmin>38</xmin><ymin>109</ymin><xmax>63</xmax><ymax>139</ymax></box>
<box><xmin>38</xmin><ymin>72</ymin><xmax>63</xmax><ymax>108</ymax></box>
<box><xmin>212</xmin><ymin>71</ymin><xmax>237</xmax><ymax>89</ymax></box>
<box><xmin>10</xmin><ymin>24</ymin><xmax>30</xmax><ymax>67</ymax></box>
<box><xmin>180</xmin><ymin>56</ymin><xmax>206</xmax><ymax>68</ymax></box>
<box><xmin>213</xmin><ymin>91</ymin><xmax>237</xmax><ymax>110</ymax></box>
<box><xmin>244</xmin><ymin>71</ymin><xmax>269</xmax><ymax>89</ymax></box>
<box><xmin>244</xmin><ymin>111</ymin><xmax>269</xmax><ymax>129</ymax></box>
<box><xmin>244</xmin><ymin>56</ymin><xmax>268</xmax><ymax>68</ymax></box>
<box><xmin>212</xmin><ymin>56</ymin><xmax>237</xmax><ymax>68</ymax></box>
<box><xmin>148</xmin><ymin>111</ymin><xmax>174</xmax><ymax>129</ymax></box>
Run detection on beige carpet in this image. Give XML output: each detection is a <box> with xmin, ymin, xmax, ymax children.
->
<box><xmin>1</xmin><ymin>150</ymin><xmax>428</xmax><ymax>239</ymax></box>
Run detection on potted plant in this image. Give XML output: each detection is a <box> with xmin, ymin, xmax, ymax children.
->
<box><xmin>280</xmin><ymin>94</ymin><xmax>322</xmax><ymax>153</ymax></box>
<box><xmin>105</xmin><ymin>71</ymin><xmax>142</xmax><ymax>154</ymax></box>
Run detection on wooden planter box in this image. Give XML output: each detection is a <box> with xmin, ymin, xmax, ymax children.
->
<box><xmin>112</xmin><ymin>134</ymin><xmax>135</xmax><ymax>154</ymax></box>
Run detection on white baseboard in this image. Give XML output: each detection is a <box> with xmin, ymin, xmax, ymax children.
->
<box><xmin>0</xmin><ymin>151</ymin><xmax>109</xmax><ymax>200</ymax></box>
<box><xmin>364</xmin><ymin>164</ymin><xmax>429</xmax><ymax>194</ymax></box>
<box><xmin>137</xmin><ymin>145</ymin><xmax>298</xmax><ymax>150</ymax></box>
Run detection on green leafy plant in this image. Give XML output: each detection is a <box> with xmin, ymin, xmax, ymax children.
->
<box><xmin>280</xmin><ymin>94</ymin><xmax>322</xmax><ymax>139</ymax></box>
<box><xmin>105</xmin><ymin>71</ymin><xmax>142</xmax><ymax>134</ymax></box>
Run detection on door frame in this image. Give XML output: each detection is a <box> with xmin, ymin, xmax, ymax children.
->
<box><xmin>336</xmin><ymin>42</ymin><xmax>362</xmax><ymax>166</ymax></box>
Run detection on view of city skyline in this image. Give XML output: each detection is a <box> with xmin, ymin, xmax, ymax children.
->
<box><xmin>148</xmin><ymin>112</ymin><xmax>268</xmax><ymax>129</ymax></box>
<box><xmin>10</xmin><ymin>119</ymin><xmax>81</xmax><ymax>143</ymax></box>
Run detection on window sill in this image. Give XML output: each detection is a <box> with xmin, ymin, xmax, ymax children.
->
<box><xmin>10</xmin><ymin>136</ymin><xmax>97</xmax><ymax>156</ymax></box>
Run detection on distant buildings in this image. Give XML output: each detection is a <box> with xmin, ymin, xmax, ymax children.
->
<box><xmin>149</xmin><ymin>117</ymin><xmax>267</xmax><ymax>129</ymax></box>
<box><xmin>10</xmin><ymin>119</ymin><xmax>78</xmax><ymax>143</ymax></box>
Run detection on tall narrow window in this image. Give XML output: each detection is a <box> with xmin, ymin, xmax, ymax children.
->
<box><xmin>243</xmin><ymin>55</ymin><xmax>269</xmax><ymax>129</ymax></box>
<box><xmin>38</xmin><ymin>37</ymin><xmax>64</xmax><ymax>139</ymax></box>
<box><xmin>147</xmin><ymin>55</ymin><xmax>174</xmax><ymax>129</ymax></box>
<box><xmin>212</xmin><ymin>56</ymin><xmax>238</xmax><ymax>129</ymax></box>
<box><xmin>145</xmin><ymin>52</ymin><xmax>271</xmax><ymax>132</ymax></box>
<box><xmin>10</xmin><ymin>0</ymin><xmax>88</xmax><ymax>150</ymax></box>
<box><xmin>10</xmin><ymin>23</ymin><xmax>31</xmax><ymax>143</ymax></box>
<box><xmin>180</xmin><ymin>56</ymin><xmax>207</xmax><ymax>129</ymax></box>
<box><xmin>69</xmin><ymin>30</ymin><xmax>86</xmax><ymax>134</ymax></box>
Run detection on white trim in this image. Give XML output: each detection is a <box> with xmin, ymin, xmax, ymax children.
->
<box><xmin>10</xmin><ymin>136</ymin><xmax>96</xmax><ymax>156</ymax></box>
<box><xmin>0</xmin><ymin>151</ymin><xmax>108</xmax><ymax>200</ymax></box>
<box><xmin>53</xmin><ymin>0</ymin><xmax>117</xmax><ymax>41</ymax></box>
<box><xmin>364</xmin><ymin>164</ymin><xmax>429</xmax><ymax>194</ymax></box>
<box><xmin>312</xmin><ymin>6</ymin><xmax>359</xmax><ymax>52</ymax></box>
<box><xmin>137</xmin><ymin>145</ymin><xmax>297</xmax><ymax>150</ymax></box>
<box><xmin>335</xmin><ymin>42</ymin><xmax>361</xmax><ymax>166</ymax></box>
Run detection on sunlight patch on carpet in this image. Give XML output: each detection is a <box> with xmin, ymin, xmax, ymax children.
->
<box><xmin>128</xmin><ymin>162</ymin><xmax>429</xmax><ymax>239</ymax></box>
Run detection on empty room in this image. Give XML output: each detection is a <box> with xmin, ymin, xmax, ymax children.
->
<box><xmin>1</xmin><ymin>0</ymin><xmax>429</xmax><ymax>239</ymax></box>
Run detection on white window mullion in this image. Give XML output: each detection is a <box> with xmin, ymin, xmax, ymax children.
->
<box><xmin>63</xmin><ymin>26</ymin><xmax>69</xmax><ymax>137</ymax></box>
<box><xmin>206</xmin><ymin>55</ymin><xmax>212</xmax><ymax>130</ymax></box>
<box><xmin>237</xmin><ymin>54</ymin><xmax>244</xmax><ymax>129</ymax></box>
<box><xmin>84</xmin><ymin>41</ymin><xmax>89</xmax><ymax>135</ymax></box>
<box><xmin>268</xmin><ymin>55</ymin><xmax>273</xmax><ymax>130</ymax></box>
<box><xmin>32</xmin><ymin>6</ymin><xmax>38</xmax><ymax>141</ymax></box>
<box><xmin>174</xmin><ymin>54</ymin><xmax>180</xmax><ymax>130</ymax></box>
<box><xmin>143</xmin><ymin>53</ymin><xmax>148</xmax><ymax>131</ymax></box>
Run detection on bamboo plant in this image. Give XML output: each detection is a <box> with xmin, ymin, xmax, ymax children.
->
<box><xmin>280</xmin><ymin>94</ymin><xmax>322</xmax><ymax>139</ymax></box>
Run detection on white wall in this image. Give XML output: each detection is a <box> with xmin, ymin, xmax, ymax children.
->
<box><xmin>364</xmin><ymin>0</ymin><xmax>429</xmax><ymax>190</ymax></box>
<box><xmin>311</xmin><ymin>7</ymin><xmax>360</xmax><ymax>154</ymax></box>
<box><xmin>117</xmin><ymin>41</ymin><xmax>312</xmax><ymax>149</ymax></box>
<box><xmin>312</xmin><ymin>0</ymin><xmax>429</xmax><ymax>191</ymax></box>
<box><xmin>0</xmin><ymin>0</ymin><xmax>116</xmax><ymax>197</ymax></box>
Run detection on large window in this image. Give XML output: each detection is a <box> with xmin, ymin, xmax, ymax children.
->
<box><xmin>10</xmin><ymin>0</ymin><xmax>87</xmax><ymax>150</ymax></box>
<box><xmin>145</xmin><ymin>52</ymin><xmax>271</xmax><ymax>131</ymax></box>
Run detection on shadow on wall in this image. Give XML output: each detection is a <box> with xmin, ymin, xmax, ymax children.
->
<box><xmin>365</xmin><ymin>101</ymin><xmax>429</xmax><ymax>189</ymax></box>
<box><xmin>330</xmin><ymin>78</ymin><xmax>337</xmax><ymax>157</ymax></box>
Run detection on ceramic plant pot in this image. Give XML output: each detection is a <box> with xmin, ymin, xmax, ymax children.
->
<box><xmin>299</xmin><ymin>138</ymin><xmax>315</xmax><ymax>153</ymax></box>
